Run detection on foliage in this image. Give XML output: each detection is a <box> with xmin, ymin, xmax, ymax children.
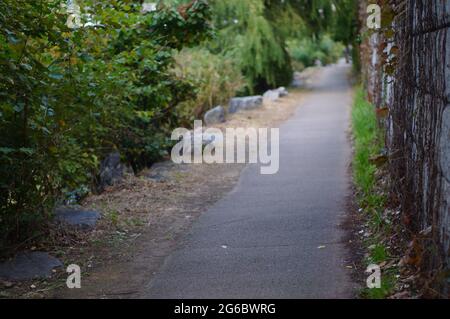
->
<box><xmin>288</xmin><ymin>35</ymin><xmax>344</xmax><ymax>70</ymax></box>
<box><xmin>209</xmin><ymin>0</ymin><xmax>293</xmax><ymax>93</ymax></box>
<box><xmin>0</xmin><ymin>0</ymin><xmax>361</xmax><ymax>249</ymax></box>
<box><xmin>352</xmin><ymin>87</ymin><xmax>397</xmax><ymax>299</ymax></box>
<box><xmin>331</xmin><ymin>0</ymin><xmax>358</xmax><ymax>46</ymax></box>
<box><xmin>286</xmin><ymin>0</ymin><xmax>335</xmax><ymax>39</ymax></box>
<box><xmin>332</xmin><ymin>0</ymin><xmax>360</xmax><ymax>69</ymax></box>
<box><xmin>172</xmin><ymin>48</ymin><xmax>246</xmax><ymax>123</ymax></box>
<box><xmin>352</xmin><ymin>87</ymin><xmax>382</xmax><ymax>196</ymax></box>
<box><xmin>0</xmin><ymin>0</ymin><xmax>212</xmax><ymax>247</ymax></box>
<box><xmin>164</xmin><ymin>0</ymin><xmax>357</xmax><ymax>92</ymax></box>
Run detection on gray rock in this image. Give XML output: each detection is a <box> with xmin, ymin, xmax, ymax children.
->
<box><xmin>99</xmin><ymin>152</ymin><xmax>124</xmax><ymax>189</ymax></box>
<box><xmin>263</xmin><ymin>90</ymin><xmax>280</xmax><ymax>102</ymax></box>
<box><xmin>277</xmin><ymin>86</ymin><xmax>289</xmax><ymax>97</ymax></box>
<box><xmin>55</xmin><ymin>206</ymin><xmax>101</xmax><ymax>229</ymax></box>
<box><xmin>204</xmin><ymin>106</ymin><xmax>225</xmax><ymax>125</ymax></box>
<box><xmin>229</xmin><ymin>96</ymin><xmax>263</xmax><ymax>114</ymax></box>
<box><xmin>263</xmin><ymin>87</ymin><xmax>288</xmax><ymax>103</ymax></box>
<box><xmin>0</xmin><ymin>252</ymin><xmax>62</xmax><ymax>281</ymax></box>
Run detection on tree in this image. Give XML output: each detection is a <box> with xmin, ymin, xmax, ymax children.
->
<box><xmin>209</xmin><ymin>0</ymin><xmax>293</xmax><ymax>92</ymax></box>
<box><xmin>331</xmin><ymin>0</ymin><xmax>359</xmax><ymax>64</ymax></box>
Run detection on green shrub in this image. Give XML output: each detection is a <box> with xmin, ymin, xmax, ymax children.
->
<box><xmin>172</xmin><ymin>48</ymin><xmax>246</xmax><ymax>123</ymax></box>
<box><xmin>0</xmin><ymin>0</ymin><xmax>212</xmax><ymax>248</ymax></box>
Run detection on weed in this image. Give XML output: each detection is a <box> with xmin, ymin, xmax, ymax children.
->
<box><xmin>352</xmin><ymin>86</ymin><xmax>397</xmax><ymax>299</ymax></box>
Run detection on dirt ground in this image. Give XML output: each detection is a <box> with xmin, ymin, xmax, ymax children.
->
<box><xmin>1</xmin><ymin>71</ymin><xmax>320</xmax><ymax>298</ymax></box>
<box><xmin>63</xmin><ymin>89</ymin><xmax>309</xmax><ymax>299</ymax></box>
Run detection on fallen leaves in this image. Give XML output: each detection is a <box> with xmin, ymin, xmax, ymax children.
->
<box><xmin>376</xmin><ymin>107</ymin><xmax>389</xmax><ymax>119</ymax></box>
<box><xmin>369</xmin><ymin>154</ymin><xmax>388</xmax><ymax>167</ymax></box>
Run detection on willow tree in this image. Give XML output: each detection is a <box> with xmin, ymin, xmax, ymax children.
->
<box><xmin>285</xmin><ymin>0</ymin><xmax>335</xmax><ymax>39</ymax></box>
<box><xmin>209</xmin><ymin>0</ymin><xmax>293</xmax><ymax>93</ymax></box>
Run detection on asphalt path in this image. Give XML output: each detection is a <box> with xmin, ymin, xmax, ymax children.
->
<box><xmin>144</xmin><ymin>62</ymin><xmax>355</xmax><ymax>298</ymax></box>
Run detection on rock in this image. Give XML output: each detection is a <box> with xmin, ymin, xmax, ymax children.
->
<box><xmin>277</xmin><ymin>86</ymin><xmax>289</xmax><ymax>97</ymax></box>
<box><xmin>55</xmin><ymin>206</ymin><xmax>101</xmax><ymax>229</ymax></box>
<box><xmin>204</xmin><ymin>106</ymin><xmax>225</xmax><ymax>125</ymax></box>
<box><xmin>0</xmin><ymin>252</ymin><xmax>62</xmax><ymax>281</ymax></box>
<box><xmin>98</xmin><ymin>152</ymin><xmax>125</xmax><ymax>190</ymax></box>
<box><xmin>263</xmin><ymin>87</ymin><xmax>288</xmax><ymax>103</ymax></box>
<box><xmin>229</xmin><ymin>96</ymin><xmax>263</xmax><ymax>114</ymax></box>
<box><xmin>263</xmin><ymin>90</ymin><xmax>280</xmax><ymax>102</ymax></box>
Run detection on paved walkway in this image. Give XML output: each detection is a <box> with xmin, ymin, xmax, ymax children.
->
<box><xmin>143</xmin><ymin>62</ymin><xmax>355</xmax><ymax>298</ymax></box>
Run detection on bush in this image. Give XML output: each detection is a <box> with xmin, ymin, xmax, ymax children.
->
<box><xmin>0</xmin><ymin>0</ymin><xmax>212</xmax><ymax>248</ymax></box>
<box><xmin>172</xmin><ymin>48</ymin><xmax>246</xmax><ymax>123</ymax></box>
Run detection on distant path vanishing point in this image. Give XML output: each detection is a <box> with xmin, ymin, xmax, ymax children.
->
<box><xmin>143</xmin><ymin>61</ymin><xmax>356</xmax><ymax>299</ymax></box>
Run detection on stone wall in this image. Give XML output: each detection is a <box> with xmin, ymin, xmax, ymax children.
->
<box><xmin>361</xmin><ymin>0</ymin><xmax>449</xmax><ymax>289</ymax></box>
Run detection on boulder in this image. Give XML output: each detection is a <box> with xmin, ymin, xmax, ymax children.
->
<box><xmin>229</xmin><ymin>96</ymin><xmax>263</xmax><ymax>114</ymax></box>
<box><xmin>55</xmin><ymin>206</ymin><xmax>101</xmax><ymax>229</ymax></box>
<box><xmin>277</xmin><ymin>86</ymin><xmax>289</xmax><ymax>97</ymax></box>
<box><xmin>99</xmin><ymin>152</ymin><xmax>125</xmax><ymax>189</ymax></box>
<box><xmin>204</xmin><ymin>106</ymin><xmax>225</xmax><ymax>125</ymax></box>
<box><xmin>0</xmin><ymin>252</ymin><xmax>62</xmax><ymax>281</ymax></box>
<box><xmin>263</xmin><ymin>90</ymin><xmax>280</xmax><ymax>102</ymax></box>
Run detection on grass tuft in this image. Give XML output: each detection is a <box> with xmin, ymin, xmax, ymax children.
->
<box><xmin>352</xmin><ymin>87</ymin><xmax>397</xmax><ymax>299</ymax></box>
